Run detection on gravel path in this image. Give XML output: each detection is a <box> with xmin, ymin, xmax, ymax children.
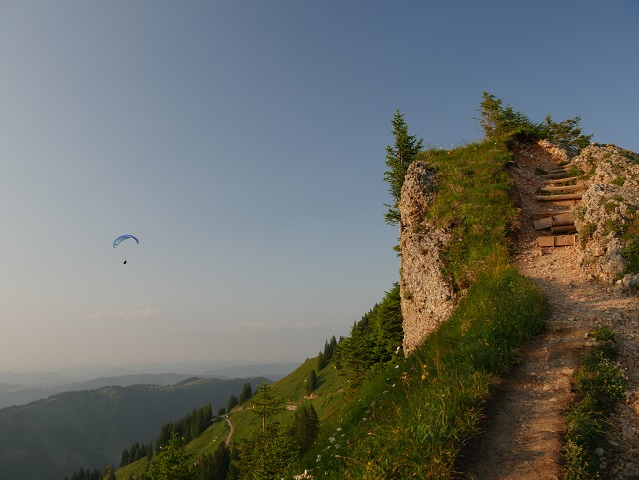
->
<box><xmin>456</xmin><ymin>144</ymin><xmax>639</xmax><ymax>479</ymax></box>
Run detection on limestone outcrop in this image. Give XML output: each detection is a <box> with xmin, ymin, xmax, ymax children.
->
<box><xmin>573</xmin><ymin>144</ymin><xmax>639</xmax><ymax>288</ymax></box>
<box><xmin>399</xmin><ymin>161</ymin><xmax>455</xmax><ymax>355</ymax></box>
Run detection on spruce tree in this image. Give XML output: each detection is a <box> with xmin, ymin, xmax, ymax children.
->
<box><xmin>384</xmin><ymin>109</ymin><xmax>424</xmax><ymax>226</ymax></box>
<box><xmin>249</xmin><ymin>383</ymin><xmax>284</xmax><ymax>431</ymax></box>
<box><xmin>305</xmin><ymin>369</ymin><xmax>317</xmax><ymax>395</ymax></box>
<box><xmin>239</xmin><ymin>383</ymin><xmax>253</xmax><ymax>404</ymax></box>
<box><xmin>227</xmin><ymin>394</ymin><xmax>239</xmax><ymax>413</ymax></box>
<box><xmin>291</xmin><ymin>404</ymin><xmax>320</xmax><ymax>453</ymax></box>
<box><xmin>146</xmin><ymin>432</ymin><xmax>192</xmax><ymax>480</ymax></box>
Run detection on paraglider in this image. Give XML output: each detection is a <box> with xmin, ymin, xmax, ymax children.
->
<box><xmin>113</xmin><ymin>234</ymin><xmax>139</xmax><ymax>248</ymax></box>
<box><xmin>113</xmin><ymin>234</ymin><xmax>139</xmax><ymax>264</ymax></box>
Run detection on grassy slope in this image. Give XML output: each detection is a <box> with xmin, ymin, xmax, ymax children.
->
<box><xmin>117</xmin><ymin>137</ymin><xmax>550</xmax><ymax>479</ymax></box>
<box><xmin>116</xmin><ymin>357</ymin><xmax>349</xmax><ymax>478</ymax></box>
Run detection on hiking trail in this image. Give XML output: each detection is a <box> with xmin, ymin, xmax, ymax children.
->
<box><xmin>456</xmin><ymin>143</ymin><xmax>639</xmax><ymax>479</ymax></box>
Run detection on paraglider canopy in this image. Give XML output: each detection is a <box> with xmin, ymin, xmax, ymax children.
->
<box><xmin>113</xmin><ymin>234</ymin><xmax>139</xmax><ymax>248</ymax></box>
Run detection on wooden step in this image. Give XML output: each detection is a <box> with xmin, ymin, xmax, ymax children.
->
<box><xmin>531</xmin><ymin>211</ymin><xmax>572</xmax><ymax>221</ymax></box>
<box><xmin>538</xmin><ymin>172</ymin><xmax>573</xmax><ymax>180</ymax></box>
<box><xmin>551</xmin><ymin>224</ymin><xmax>577</xmax><ymax>234</ymax></box>
<box><xmin>532</xmin><ymin>212</ymin><xmax>574</xmax><ymax>230</ymax></box>
<box><xmin>535</xmin><ymin>193</ymin><xmax>583</xmax><ymax>202</ymax></box>
<box><xmin>551</xmin><ymin>219</ymin><xmax>575</xmax><ymax>228</ymax></box>
<box><xmin>540</xmin><ymin>184</ymin><xmax>585</xmax><ymax>193</ymax></box>
<box><xmin>537</xmin><ymin>235</ymin><xmax>577</xmax><ymax>247</ymax></box>
<box><xmin>545</xmin><ymin>175</ymin><xmax>587</xmax><ymax>185</ymax></box>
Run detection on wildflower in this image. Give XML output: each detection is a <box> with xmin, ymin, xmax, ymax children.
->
<box><xmin>334</xmin><ymin>444</ymin><xmax>341</xmax><ymax>449</ymax></box>
<box><xmin>329</xmin><ymin>436</ymin><xmax>336</xmax><ymax>443</ymax></box>
<box><xmin>336</xmin><ymin>427</ymin><xmax>342</xmax><ymax>432</ymax></box>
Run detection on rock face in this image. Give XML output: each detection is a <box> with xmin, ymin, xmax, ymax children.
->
<box><xmin>572</xmin><ymin>144</ymin><xmax>639</xmax><ymax>288</ymax></box>
<box><xmin>399</xmin><ymin>162</ymin><xmax>455</xmax><ymax>355</ymax></box>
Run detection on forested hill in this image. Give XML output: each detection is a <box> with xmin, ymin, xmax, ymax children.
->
<box><xmin>0</xmin><ymin>376</ymin><xmax>266</xmax><ymax>480</ymax></box>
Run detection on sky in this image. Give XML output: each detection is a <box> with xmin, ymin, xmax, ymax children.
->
<box><xmin>1</xmin><ymin>1</ymin><xmax>637</xmax><ymax>373</ymax></box>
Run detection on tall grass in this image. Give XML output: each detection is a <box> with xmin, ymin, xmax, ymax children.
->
<box><xmin>301</xmin><ymin>138</ymin><xmax>549</xmax><ymax>479</ymax></box>
<box><xmin>562</xmin><ymin>326</ymin><xmax>626</xmax><ymax>479</ymax></box>
<box><xmin>421</xmin><ymin>141</ymin><xmax>520</xmax><ymax>289</ymax></box>
<box><xmin>308</xmin><ymin>266</ymin><xmax>547</xmax><ymax>479</ymax></box>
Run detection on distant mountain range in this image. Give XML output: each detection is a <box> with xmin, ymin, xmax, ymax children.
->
<box><xmin>0</xmin><ymin>362</ymin><xmax>298</xmax><ymax>409</ymax></box>
<box><xmin>0</xmin><ymin>376</ymin><xmax>270</xmax><ymax>480</ymax></box>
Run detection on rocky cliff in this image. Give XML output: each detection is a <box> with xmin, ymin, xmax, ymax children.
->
<box><xmin>398</xmin><ymin>161</ymin><xmax>455</xmax><ymax>355</ymax></box>
<box><xmin>573</xmin><ymin>144</ymin><xmax>639</xmax><ymax>288</ymax></box>
<box><xmin>399</xmin><ymin>140</ymin><xmax>639</xmax><ymax>356</ymax></box>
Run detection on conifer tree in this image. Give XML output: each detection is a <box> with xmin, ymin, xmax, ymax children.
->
<box><xmin>120</xmin><ymin>448</ymin><xmax>130</xmax><ymax>467</ymax></box>
<box><xmin>291</xmin><ymin>404</ymin><xmax>320</xmax><ymax>453</ymax></box>
<box><xmin>238</xmin><ymin>382</ymin><xmax>253</xmax><ymax>404</ymax></box>
<box><xmin>317</xmin><ymin>351</ymin><xmax>327</xmax><ymax>370</ymax></box>
<box><xmin>146</xmin><ymin>432</ymin><xmax>192</xmax><ymax>480</ymax></box>
<box><xmin>305</xmin><ymin>369</ymin><xmax>317</xmax><ymax>395</ymax></box>
<box><xmin>384</xmin><ymin>109</ymin><xmax>424</xmax><ymax>226</ymax></box>
<box><xmin>249</xmin><ymin>383</ymin><xmax>284</xmax><ymax>431</ymax></box>
<box><xmin>227</xmin><ymin>394</ymin><xmax>239</xmax><ymax>413</ymax></box>
<box><xmin>232</xmin><ymin>423</ymin><xmax>296</xmax><ymax>480</ymax></box>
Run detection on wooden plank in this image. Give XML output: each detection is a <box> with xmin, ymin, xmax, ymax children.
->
<box><xmin>537</xmin><ymin>235</ymin><xmax>577</xmax><ymax>247</ymax></box>
<box><xmin>530</xmin><ymin>211</ymin><xmax>572</xmax><ymax>221</ymax></box>
<box><xmin>553</xmin><ymin>212</ymin><xmax>574</xmax><ymax>222</ymax></box>
<box><xmin>541</xmin><ymin>199</ymin><xmax>582</xmax><ymax>207</ymax></box>
<box><xmin>551</xmin><ymin>225</ymin><xmax>577</xmax><ymax>234</ymax></box>
<box><xmin>533</xmin><ymin>218</ymin><xmax>552</xmax><ymax>230</ymax></box>
<box><xmin>551</xmin><ymin>219</ymin><xmax>575</xmax><ymax>227</ymax></box>
<box><xmin>545</xmin><ymin>175</ymin><xmax>587</xmax><ymax>184</ymax></box>
<box><xmin>535</xmin><ymin>193</ymin><xmax>583</xmax><ymax>201</ymax></box>
<box><xmin>539</xmin><ymin>173</ymin><xmax>571</xmax><ymax>179</ymax></box>
<box><xmin>534</xmin><ymin>215</ymin><xmax>575</xmax><ymax>231</ymax></box>
<box><xmin>541</xmin><ymin>184</ymin><xmax>585</xmax><ymax>193</ymax></box>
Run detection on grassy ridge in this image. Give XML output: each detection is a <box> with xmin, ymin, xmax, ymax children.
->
<box><xmin>116</xmin><ymin>137</ymin><xmax>550</xmax><ymax>479</ymax></box>
<box><xmin>308</xmin><ymin>266</ymin><xmax>547</xmax><ymax>478</ymax></box>
<box><xmin>298</xmin><ymin>139</ymin><xmax>549</xmax><ymax>478</ymax></box>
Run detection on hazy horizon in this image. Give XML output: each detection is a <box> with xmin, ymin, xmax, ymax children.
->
<box><xmin>1</xmin><ymin>1</ymin><xmax>637</xmax><ymax>372</ymax></box>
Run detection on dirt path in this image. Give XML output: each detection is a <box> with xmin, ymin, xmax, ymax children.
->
<box><xmin>224</xmin><ymin>415</ymin><xmax>234</xmax><ymax>446</ymax></box>
<box><xmin>456</xmin><ymin>144</ymin><xmax>639</xmax><ymax>479</ymax></box>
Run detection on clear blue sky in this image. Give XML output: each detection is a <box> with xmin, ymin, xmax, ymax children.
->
<box><xmin>1</xmin><ymin>1</ymin><xmax>637</xmax><ymax>372</ymax></box>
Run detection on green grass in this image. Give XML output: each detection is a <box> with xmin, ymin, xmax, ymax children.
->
<box><xmin>419</xmin><ymin>141</ymin><xmax>520</xmax><ymax>289</ymax></box>
<box><xmin>117</xmin><ymin>135</ymin><xmax>553</xmax><ymax>480</ymax></box>
<box><xmin>288</xmin><ymin>137</ymin><xmax>550</xmax><ymax>479</ymax></box>
<box><xmin>115</xmin><ymin>357</ymin><xmax>350</xmax><ymax>479</ymax></box>
<box><xmin>305</xmin><ymin>266</ymin><xmax>547</xmax><ymax>479</ymax></box>
<box><xmin>562</xmin><ymin>326</ymin><xmax>626</xmax><ymax>479</ymax></box>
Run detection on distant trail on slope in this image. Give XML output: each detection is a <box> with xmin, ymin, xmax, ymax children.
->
<box><xmin>224</xmin><ymin>415</ymin><xmax>234</xmax><ymax>446</ymax></box>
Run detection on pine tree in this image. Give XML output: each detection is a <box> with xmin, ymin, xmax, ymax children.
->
<box><xmin>120</xmin><ymin>448</ymin><xmax>130</xmax><ymax>467</ymax></box>
<box><xmin>383</xmin><ymin>109</ymin><xmax>424</xmax><ymax>226</ymax></box>
<box><xmin>233</xmin><ymin>423</ymin><xmax>296</xmax><ymax>480</ymax></box>
<box><xmin>146</xmin><ymin>432</ymin><xmax>192</xmax><ymax>480</ymax></box>
<box><xmin>317</xmin><ymin>351</ymin><xmax>327</xmax><ymax>370</ymax></box>
<box><xmin>305</xmin><ymin>369</ymin><xmax>317</xmax><ymax>395</ymax></box>
<box><xmin>209</xmin><ymin>442</ymin><xmax>231</xmax><ymax>480</ymax></box>
<box><xmin>291</xmin><ymin>404</ymin><xmax>320</xmax><ymax>453</ymax></box>
<box><xmin>102</xmin><ymin>464</ymin><xmax>116</xmax><ymax>480</ymax></box>
<box><xmin>238</xmin><ymin>382</ymin><xmax>253</xmax><ymax>404</ymax></box>
<box><xmin>249</xmin><ymin>383</ymin><xmax>284</xmax><ymax>431</ymax></box>
<box><xmin>227</xmin><ymin>394</ymin><xmax>239</xmax><ymax>413</ymax></box>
